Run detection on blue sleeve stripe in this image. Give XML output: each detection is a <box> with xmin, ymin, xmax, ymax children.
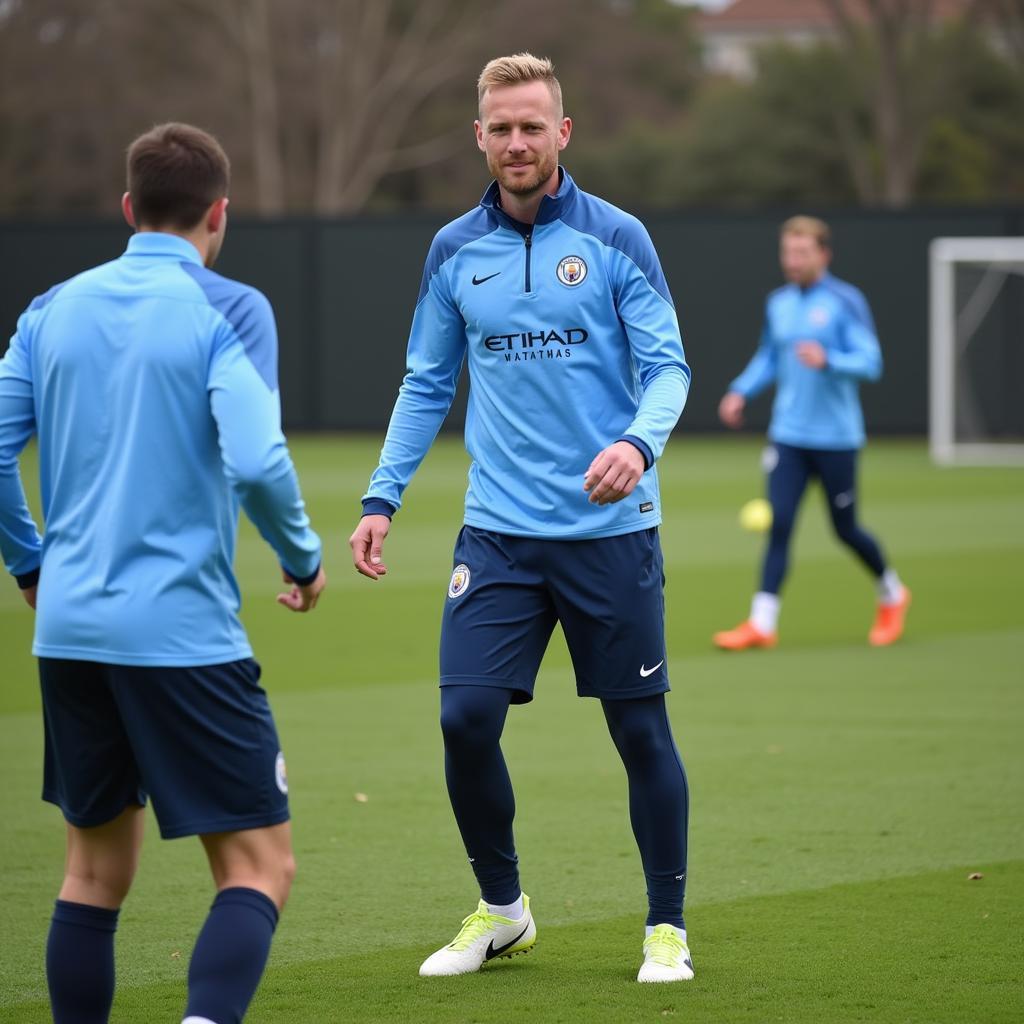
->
<box><xmin>417</xmin><ymin>209</ymin><xmax>499</xmax><ymax>303</ymax></box>
<box><xmin>559</xmin><ymin>194</ymin><xmax>673</xmax><ymax>305</ymax></box>
<box><xmin>823</xmin><ymin>278</ymin><xmax>876</xmax><ymax>333</ymax></box>
<box><xmin>179</xmin><ymin>262</ymin><xmax>278</xmax><ymax>391</ymax></box>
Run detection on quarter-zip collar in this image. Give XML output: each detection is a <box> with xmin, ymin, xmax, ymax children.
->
<box><xmin>479</xmin><ymin>167</ymin><xmax>579</xmax><ymax>234</ymax></box>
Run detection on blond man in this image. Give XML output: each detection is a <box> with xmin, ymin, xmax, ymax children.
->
<box><xmin>350</xmin><ymin>54</ymin><xmax>694</xmax><ymax>982</ymax></box>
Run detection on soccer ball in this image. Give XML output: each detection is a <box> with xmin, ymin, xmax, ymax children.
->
<box><xmin>739</xmin><ymin>498</ymin><xmax>772</xmax><ymax>533</ymax></box>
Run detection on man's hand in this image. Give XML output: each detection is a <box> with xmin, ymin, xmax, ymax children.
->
<box><xmin>276</xmin><ymin>566</ymin><xmax>326</xmax><ymax>612</ymax></box>
<box><xmin>21</xmin><ymin>585</ymin><xmax>37</xmax><ymax>610</ymax></box>
<box><xmin>795</xmin><ymin>340</ymin><xmax>827</xmax><ymax>369</ymax></box>
<box><xmin>718</xmin><ymin>391</ymin><xmax>746</xmax><ymax>429</ymax></box>
<box><xmin>349</xmin><ymin>514</ymin><xmax>391</xmax><ymax>580</ymax></box>
<box><xmin>583</xmin><ymin>441</ymin><xmax>646</xmax><ymax>506</ymax></box>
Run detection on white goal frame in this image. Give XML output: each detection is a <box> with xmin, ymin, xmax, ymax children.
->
<box><xmin>929</xmin><ymin>237</ymin><xmax>1024</xmax><ymax>466</ymax></box>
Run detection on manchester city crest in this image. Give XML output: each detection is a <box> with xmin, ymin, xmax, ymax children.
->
<box><xmin>448</xmin><ymin>563</ymin><xmax>471</xmax><ymax>599</ymax></box>
<box><xmin>275</xmin><ymin>751</ymin><xmax>289</xmax><ymax>794</ymax></box>
<box><xmin>556</xmin><ymin>255</ymin><xmax>588</xmax><ymax>287</ymax></box>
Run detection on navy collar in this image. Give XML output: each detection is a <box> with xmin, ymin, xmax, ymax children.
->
<box><xmin>479</xmin><ymin>167</ymin><xmax>578</xmax><ymax>229</ymax></box>
<box><xmin>125</xmin><ymin>232</ymin><xmax>204</xmax><ymax>266</ymax></box>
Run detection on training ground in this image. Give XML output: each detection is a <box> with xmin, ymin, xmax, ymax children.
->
<box><xmin>1</xmin><ymin>436</ymin><xmax>1021</xmax><ymax>1023</ymax></box>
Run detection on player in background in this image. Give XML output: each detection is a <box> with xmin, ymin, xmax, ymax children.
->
<box><xmin>0</xmin><ymin>123</ymin><xmax>326</xmax><ymax>1024</ymax></box>
<box><xmin>350</xmin><ymin>54</ymin><xmax>693</xmax><ymax>984</ymax></box>
<box><xmin>714</xmin><ymin>216</ymin><xmax>909</xmax><ymax>651</ymax></box>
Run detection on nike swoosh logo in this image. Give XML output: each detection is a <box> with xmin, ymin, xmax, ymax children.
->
<box><xmin>485</xmin><ymin>923</ymin><xmax>530</xmax><ymax>960</ymax></box>
<box><xmin>472</xmin><ymin>272</ymin><xmax>500</xmax><ymax>285</ymax></box>
<box><xmin>639</xmin><ymin>661</ymin><xmax>664</xmax><ymax>678</ymax></box>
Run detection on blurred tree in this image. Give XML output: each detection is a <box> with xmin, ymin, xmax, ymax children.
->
<box><xmin>0</xmin><ymin>0</ymin><xmax>1020</xmax><ymax>215</ymax></box>
<box><xmin>0</xmin><ymin>0</ymin><xmax>703</xmax><ymax>216</ymax></box>
<box><xmin>818</xmin><ymin>0</ymin><xmax>1003</xmax><ymax>205</ymax></box>
<box><xmin>388</xmin><ymin>0</ymin><xmax>703</xmax><ymax>210</ymax></box>
<box><xmin>672</xmin><ymin>17</ymin><xmax>1024</xmax><ymax>207</ymax></box>
<box><xmin>160</xmin><ymin>0</ymin><xmax>485</xmax><ymax>214</ymax></box>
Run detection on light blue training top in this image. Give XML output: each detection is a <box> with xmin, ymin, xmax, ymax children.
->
<box><xmin>730</xmin><ymin>272</ymin><xmax>882</xmax><ymax>450</ymax></box>
<box><xmin>0</xmin><ymin>232</ymin><xmax>321</xmax><ymax>666</ymax></box>
<box><xmin>362</xmin><ymin>169</ymin><xmax>690</xmax><ymax>539</ymax></box>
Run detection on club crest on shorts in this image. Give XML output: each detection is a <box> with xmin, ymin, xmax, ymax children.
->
<box><xmin>275</xmin><ymin>751</ymin><xmax>288</xmax><ymax>794</ymax></box>
<box><xmin>556</xmin><ymin>255</ymin><xmax>587</xmax><ymax>287</ymax></box>
<box><xmin>761</xmin><ymin>445</ymin><xmax>779</xmax><ymax>474</ymax></box>
<box><xmin>448</xmin><ymin>563</ymin><xmax>471</xmax><ymax>599</ymax></box>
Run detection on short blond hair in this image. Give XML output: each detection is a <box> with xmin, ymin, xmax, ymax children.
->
<box><xmin>781</xmin><ymin>215</ymin><xmax>831</xmax><ymax>249</ymax></box>
<box><xmin>477</xmin><ymin>53</ymin><xmax>563</xmax><ymax>116</ymax></box>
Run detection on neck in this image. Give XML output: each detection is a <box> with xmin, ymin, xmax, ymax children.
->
<box><xmin>497</xmin><ymin>166</ymin><xmax>561</xmax><ymax>225</ymax></box>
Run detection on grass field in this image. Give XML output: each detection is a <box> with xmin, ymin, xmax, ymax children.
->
<box><xmin>1</xmin><ymin>435</ymin><xmax>1022</xmax><ymax>1023</ymax></box>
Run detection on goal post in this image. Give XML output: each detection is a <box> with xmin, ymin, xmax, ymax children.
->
<box><xmin>929</xmin><ymin>237</ymin><xmax>1024</xmax><ymax>466</ymax></box>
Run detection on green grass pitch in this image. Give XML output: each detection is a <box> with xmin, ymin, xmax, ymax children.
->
<box><xmin>1</xmin><ymin>435</ymin><xmax>1022</xmax><ymax>1023</ymax></box>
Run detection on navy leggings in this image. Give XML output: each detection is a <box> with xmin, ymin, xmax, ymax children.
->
<box><xmin>761</xmin><ymin>443</ymin><xmax>887</xmax><ymax>595</ymax></box>
<box><xmin>440</xmin><ymin>685</ymin><xmax>688</xmax><ymax>928</ymax></box>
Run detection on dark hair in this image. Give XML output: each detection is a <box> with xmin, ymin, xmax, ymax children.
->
<box><xmin>126</xmin><ymin>122</ymin><xmax>230</xmax><ymax>230</ymax></box>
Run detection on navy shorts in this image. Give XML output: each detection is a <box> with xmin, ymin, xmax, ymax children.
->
<box><xmin>440</xmin><ymin>526</ymin><xmax>669</xmax><ymax>704</ymax></box>
<box><xmin>39</xmin><ymin>658</ymin><xmax>290</xmax><ymax>839</ymax></box>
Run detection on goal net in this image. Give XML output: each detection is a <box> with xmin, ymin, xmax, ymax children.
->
<box><xmin>929</xmin><ymin>237</ymin><xmax>1024</xmax><ymax>465</ymax></box>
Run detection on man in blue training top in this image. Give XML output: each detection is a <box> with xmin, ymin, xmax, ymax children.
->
<box><xmin>349</xmin><ymin>54</ymin><xmax>693</xmax><ymax>983</ymax></box>
<box><xmin>0</xmin><ymin>122</ymin><xmax>326</xmax><ymax>1024</ymax></box>
<box><xmin>714</xmin><ymin>215</ymin><xmax>909</xmax><ymax>651</ymax></box>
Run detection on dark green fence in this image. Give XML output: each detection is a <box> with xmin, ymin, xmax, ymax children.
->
<box><xmin>3</xmin><ymin>206</ymin><xmax>1021</xmax><ymax>433</ymax></box>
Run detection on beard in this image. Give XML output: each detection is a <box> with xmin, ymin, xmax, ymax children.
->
<box><xmin>489</xmin><ymin>150</ymin><xmax>558</xmax><ymax>197</ymax></box>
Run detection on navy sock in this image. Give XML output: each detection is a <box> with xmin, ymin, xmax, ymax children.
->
<box><xmin>46</xmin><ymin>899</ymin><xmax>119</xmax><ymax>1024</ymax></box>
<box><xmin>602</xmin><ymin>695</ymin><xmax>689</xmax><ymax>929</ymax></box>
<box><xmin>440</xmin><ymin>685</ymin><xmax>521</xmax><ymax>905</ymax></box>
<box><xmin>185</xmin><ymin>887</ymin><xmax>279</xmax><ymax>1024</ymax></box>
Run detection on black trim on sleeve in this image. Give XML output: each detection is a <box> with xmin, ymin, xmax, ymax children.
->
<box><xmin>285</xmin><ymin>562</ymin><xmax>321</xmax><ymax>587</ymax></box>
<box><xmin>16</xmin><ymin>567</ymin><xmax>40</xmax><ymax>590</ymax></box>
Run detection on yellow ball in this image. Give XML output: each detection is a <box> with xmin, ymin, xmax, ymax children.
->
<box><xmin>739</xmin><ymin>498</ymin><xmax>772</xmax><ymax>533</ymax></box>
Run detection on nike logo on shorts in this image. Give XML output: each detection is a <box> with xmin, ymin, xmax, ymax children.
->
<box><xmin>639</xmin><ymin>661</ymin><xmax>664</xmax><ymax>678</ymax></box>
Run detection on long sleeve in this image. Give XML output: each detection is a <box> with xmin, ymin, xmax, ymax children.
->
<box><xmin>207</xmin><ymin>291</ymin><xmax>321</xmax><ymax>583</ymax></box>
<box><xmin>608</xmin><ymin>237</ymin><xmax>690</xmax><ymax>464</ymax></box>
<box><xmin>730</xmin><ymin>317</ymin><xmax>778</xmax><ymax>399</ymax></box>
<box><xmin>363</xmin><ymin>246</ymin><xmax>468</xmax><ymax>513</ymax></box>
<box><xmin>0</xmin><ymin>315</ymin><xmax>43</xmax><ymax>585</ymax></box>
<box><xmin>828</xmin><ymin>290</ymin><xmax>882</xmax><ymax>381</ymax></box>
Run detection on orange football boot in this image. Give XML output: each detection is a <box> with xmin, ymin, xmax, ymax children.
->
<box><xmin>713</xmin><ymin>620</ymin><xmax>777</xmax><ymax>651</ymax></box>
<box><xmin>869</xmin><ymin>587</ymin><xmax>911</xmax><ymax>647</ymax></box>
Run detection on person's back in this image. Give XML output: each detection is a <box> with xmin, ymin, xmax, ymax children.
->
<box><xmin>0</xmin><ymin>122</ymin><xmax>326</xmax><ymax>1024</ymax></box>
<box><xmin>25</xmin><ymin>235</ymin><xmax>310</xmax><ymax>663</ymax></box>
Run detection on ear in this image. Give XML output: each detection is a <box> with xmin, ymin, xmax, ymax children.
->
<box><xmin>557</xmin><ymin>116</ymin><xmax>572</xmax><ymax>152</ymax></box>
<box><xmin>121</xmin><ymin>192</ymin><xmax>136</xmax><ymax>228</ymax></box>
<box><xmin>474</xmin><ymin>120</ymin><xmax>486</xmax><ymax>153</ymax></box>
<box><xmin>206</xmin><ymin>196</ymin><xmax>229</xmax><ymax>233</ymax></box>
